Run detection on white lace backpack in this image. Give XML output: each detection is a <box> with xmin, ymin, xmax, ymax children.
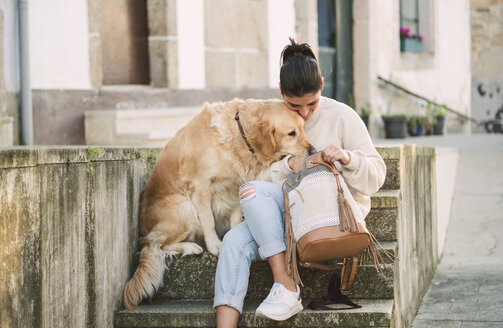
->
<box><xmin>282</xmin><ymin>151</ymin><xmax>393</xmax><ymax>307</ymax></box>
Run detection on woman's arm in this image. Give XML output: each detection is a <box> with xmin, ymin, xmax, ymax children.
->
<box><xmin>338</xmin><ymin>116</ymin><xmax>386</xmax><ymax>196</ymax></box>
<box><xmin>254</xmin><ymin>155</ymin><xmax>294</xmax><ymax>184</ymax></box>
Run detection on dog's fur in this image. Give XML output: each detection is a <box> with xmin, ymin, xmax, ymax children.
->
<box><xmin>123</xmin><ymin>98</ymin><xmax>311</xmax><ymax>309</ymax></box>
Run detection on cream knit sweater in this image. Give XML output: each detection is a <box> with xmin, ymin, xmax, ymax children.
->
<box><xmin>260</xmin><ymin>96</ymin><xmax>386</xmax><ymax>218</ymax></box>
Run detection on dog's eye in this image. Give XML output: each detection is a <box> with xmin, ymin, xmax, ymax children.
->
<box><xmin>288</xmin><ymin>130</ymin><xmax>296</xmax><ymax>137</ymax></box>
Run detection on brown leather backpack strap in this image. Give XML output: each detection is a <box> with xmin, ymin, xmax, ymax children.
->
<box><xmin>299</xmin><ymin>261</ymin><xmax>340</xmax><ymax>271</ymax></box>
<box><xmin>340</xmin><ymin>257</ymin><xmax>358</xmax><ymax>291</ymax></box>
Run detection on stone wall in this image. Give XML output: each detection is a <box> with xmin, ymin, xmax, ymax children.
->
<box><xmin>396</xmin><ymin>144</ymin><xmax>439</xmax><ymax>328</ymax></box>
<box><xmin>0</xmin><ymin>146</ymin><xmax>159</xmax><ymax>328</ymax></box>
<box><xmin>0</xmin><ymin>145</ymin><xmax>440</xmax><ymax>328</ymax></box>
<box><xmin>470</xmin><ymin>0</ymin><xmax>503</xmax><ymax>133</ymax></box>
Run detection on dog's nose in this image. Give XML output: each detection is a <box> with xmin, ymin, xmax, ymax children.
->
<box><xmin>308</xmin><ymin>144</ymin><xmax>317</xmax><ymax>155</ymax></box>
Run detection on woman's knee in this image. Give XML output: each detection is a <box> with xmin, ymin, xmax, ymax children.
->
<box><xmin>239</xmin><ymin>181</ymin><xmax>282</xmax><ymax>202</ymax></box>
<box><xmin>239</xmin><ymin>182</ymin><xmax>256</xmax><ymax>201</ymax></box>
<box><xmin>221</xmin><ymin>223</ymin><xmax>254</xmax><ymax>253</ymax></box>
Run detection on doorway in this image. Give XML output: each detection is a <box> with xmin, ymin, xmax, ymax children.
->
<box><xmin>317</xmin><ymin>0</ymin><xmax>354</xmax><ymax>104</ymax></box>
<box><xmin>100</xmin><ymin>0</ymin><xmax>150</xmax><ymax>85</ymax></box>
<box><xmin>318</xmin><ymin>0</ymin><xmax>336</xmax><ymax>98</ymax></box>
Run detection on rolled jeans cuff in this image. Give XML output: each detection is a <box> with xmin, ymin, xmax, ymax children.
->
<box><xmin>213</xmin><ymin>294</ymin><xmax>244</xmax><ymax>314</ymax></box>
<box><xmin>258</xmin><ymin>240</ymin><xmax>286</xmax><ymax>260</ymax></box>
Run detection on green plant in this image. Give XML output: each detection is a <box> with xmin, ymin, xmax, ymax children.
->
<box><xmin>382</xmin><ymin>114</ymin><xmax>407</xmax><ymax>120</ymax></box>
<box><xmin>360</xmin><ymin>105</ymin><xmax>372</xmax><ymax>117</ymax></box>
<box><xmin>426</xmin><ymin>102</ymin><xmax>446</xmax><ymax>127</ymax></box>
<box><xmin>347</xmin><ymin>92</ymin><xmax>356</xmax><ymax>110</ymax></box>
<box><xmin>407</xmin><ymin>115</ymin><xmax>430</xmax><ymax>134</ymax></box>
<box><xmin>87</xmin><ymin>146</ymin><xmax>103</xmax><ymax>163</ymax></box>
<box><xmin>346</xmin><ymin>93</ymin><xmax>372</xmax><ymax>117</ymax></box>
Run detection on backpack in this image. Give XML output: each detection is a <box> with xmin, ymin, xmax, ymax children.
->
<box><xmin>282</xmin><ymin>152</ymin><xmax>393</xmax><ymax>309</ymax></box>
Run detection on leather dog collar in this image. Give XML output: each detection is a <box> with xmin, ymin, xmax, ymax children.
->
<box><xmin>234</xmin><ymin>112</ymin><xmax>255</xmax><ymax>155</ymax></box>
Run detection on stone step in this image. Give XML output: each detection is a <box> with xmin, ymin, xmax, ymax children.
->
<box><xmin>376</xmin><ymin>146</ymin><xmax>400</xmax><ymax>191</ymax></box>
<box><xmin>84</xmin><ymin>107</ymin><xmax>202</xmax><ymax>146</ymax></box>
<box><xmin>115</xmin><ymin>299</ymin><xmax>394</xmax><ymax>328</ymax></box>
<box><xmin>153</xmin><ymin>242</ymin><xmax>395</xmax><ymax>302</ymax></box>
<box><xmin>366</xmin><ymin>190</ymin><xmax>400</xmax><ymax>242</ymax></box>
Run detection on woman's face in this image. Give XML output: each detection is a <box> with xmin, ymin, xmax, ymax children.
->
<box><xmin>282</xmin><ymin>90</ymin><xmax>322</xmax><ymax>121</ymax></box>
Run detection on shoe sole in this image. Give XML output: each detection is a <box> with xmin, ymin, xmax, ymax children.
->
<box><xmin>255</xmin><ymin>302</ymin><xmax>303</xmax><ymax>321</ymax></box>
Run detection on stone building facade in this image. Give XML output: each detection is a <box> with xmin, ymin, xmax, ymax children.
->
<box><xmin>0</xmin><ymin>0</ymin><xmax>482</xmax><ymax>144</ymax></box>
<box><xmin>470</xmin><ymin>0</ymin><xmax>503</xmax><ymax>133</ymax></box>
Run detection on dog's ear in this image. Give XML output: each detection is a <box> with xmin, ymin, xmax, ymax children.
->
<box><xmin>248</xmin><ymin>120</ymin><xmax>276</xmax><ymax>161</ymax></box>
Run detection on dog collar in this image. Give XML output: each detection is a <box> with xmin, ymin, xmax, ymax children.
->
<box><xmin>234</xmin><ymin>112</ymin><xmax>255</xmax><ymax>155</ymax></box>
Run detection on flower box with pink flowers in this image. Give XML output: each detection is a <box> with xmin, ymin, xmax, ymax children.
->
<box><xmin>400</xmin><ymin>27</ymin><xmax>424</xmax><ymax>52</ymax></box>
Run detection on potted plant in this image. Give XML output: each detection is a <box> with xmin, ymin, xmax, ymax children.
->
<box><xmin>427</xmin><ymin>103</ymin><xmax>446</xmax><ymax>135</ymax></box>
<box><xmin>359</xmin><ymin>105</ymin><xmax>372</xmax><ymax>130</ymax></box>
<box><xmin>382</xmin><ymin>114</ymin><xmax>407</xmax><ymax>139</ymax></box>
<box><xmin>347</xmin><ymin>93</ymin><xmax>372</xmax><ymax>130</ymax></box>
<box><xmin>407</xmin><ymin>115</ymin><xmax>432</xmax><ymax>137</ymax></box>
<box><xmin>400</xmin><ymin>27</ymin><xmax>424</xmax><ymax>52</ymax></box>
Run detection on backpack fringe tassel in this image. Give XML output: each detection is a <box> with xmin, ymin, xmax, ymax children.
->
<box><xmin>283</xmin><ymin>181</ymin><xmax>303</xmax><ymax>287</ymax></box>
<box><xmin>336</xmin><ymin>183</ymin><xmax>359</xmax><ymax>233</ymax></box>
<box><xmin>358</xmin><ymin>231</ymin><xmax>398</xmax><ymax>272</ymax></box>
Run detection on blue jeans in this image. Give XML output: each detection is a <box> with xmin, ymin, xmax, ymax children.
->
<box><xmin>213</xmin><ymin>181</ymin><xmax>286</xmax><ymax>313</ymax></box>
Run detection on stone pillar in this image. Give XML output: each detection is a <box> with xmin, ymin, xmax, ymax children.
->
<box><xmin>204</xmin><ymin>0</ymin><xmax>268</xmax><ymax>88</ymax></box>
<box><xmin>0</xmin><ymin>10</ymin><xmax>18</xmax><ymax>145</ymax></box>
<box><xmin>0</xmin><ymin>117</ymin><xmax>13</xmax><ymax>146</ymax></box>
<box><xmin>87</xmin><ymin>0</ymin><xmax>103</xmax><ymax>89</ymax></box>
<box><xmin>294</xmin><ymin>0</ymin><xmax>319</xmax><ymax>56</ymax></box>
<box><xmin>147</xmin><ymin>0</ymin><xmax>179</xmax><ymax>88</ymax></box>
<box><xmin>0</xmin><ymin>10</ymin><xmax>7</xmax><ymax>114</ymax></box>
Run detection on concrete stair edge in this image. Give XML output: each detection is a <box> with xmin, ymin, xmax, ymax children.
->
<box><xmin>115</xmin><ymin>299</ymin><xmax>394</xmax><ymax>328</ymax></box>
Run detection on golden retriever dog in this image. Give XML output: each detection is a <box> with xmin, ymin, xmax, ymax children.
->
<box><xmin>123</xmin><ymin>98</ymin><xmax>311</xmax><ymax>309</ymax></box>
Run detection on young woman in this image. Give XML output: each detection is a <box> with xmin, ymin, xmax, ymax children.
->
<box><xmin>213</xmin><ymin>38</ymin><xmax>386</xmax><ymax>327</ymax></box>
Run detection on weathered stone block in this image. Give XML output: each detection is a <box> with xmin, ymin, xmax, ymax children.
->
<box><xmin>204</xmin><ymin>0</ymin><xmax>237</xmax><ymax>48</ymax></box>
<box><xmin>0</xmin><ymin>167</ymin><xmax>41</xmax><ymax>328</ymax></box>
<box><xmin>147</xmin><ymin>0</ymin><xmax>176</xmax><ymax>36</ymax></box>
<box><xmin>40</xmin><ymin>164</ymin><xmax>89</xmax><ymax>328</ymax></box>
<box><xmin>205</xmin><ymin>50</ymin><xmax>236</xmax><ymax>88</ymax></box>
<box><xmin>149</xmin><ymin>39</ymin><xmax>178</xmax><ymax>88</ymax></box>
<box><xmin>0</xmin><ymin>116</ymin><xmax>13</xmax><ymax>146</ymax></box>
<box><xmin>234</xmin><ymin>0</ymin><xmax>267</xmax><ymax>50</ymax></box>
<box><xmin>236</xmin><ymin>51</ymin><xmax>269</xmax><ymax>88</ymax></box>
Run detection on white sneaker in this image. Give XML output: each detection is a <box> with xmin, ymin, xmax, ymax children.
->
<box><xmin>255</xmin><ymin>283</ymin><xmax>303</xmax><ymax>321</ymax></box>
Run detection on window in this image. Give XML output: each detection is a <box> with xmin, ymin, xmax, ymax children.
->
<box><xmin>399</xmin><ymin>0</ymin><xmax>432</xmax><ymax>53</ymax></box>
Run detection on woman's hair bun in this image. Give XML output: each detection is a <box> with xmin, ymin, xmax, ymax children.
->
<box><xmin>279</xmin><ymin>37</ymin><xmax>322</xmax><ymax>97</ymax></box>
<box><xmin>281</xmin><ymin>37</ymin><xmax>317</xmax><ymax>65</ymax></box>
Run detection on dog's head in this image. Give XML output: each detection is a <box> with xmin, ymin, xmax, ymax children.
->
<box><xmin>241</xmin><ymin>99</ymin><xmax>312</xmax><ymax>163</ymax></box>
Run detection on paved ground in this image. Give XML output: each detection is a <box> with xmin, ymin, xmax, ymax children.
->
<box><xmin>379</xmin><ymin>134</ymin><xmax>503</xmax><ymax>328</ymax></box>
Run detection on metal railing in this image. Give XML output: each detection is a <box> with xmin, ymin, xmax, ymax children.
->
<box><xmin>377</xmin><ymin>76</ymin><xmax>478</xmax><ymax>124</ymax></box>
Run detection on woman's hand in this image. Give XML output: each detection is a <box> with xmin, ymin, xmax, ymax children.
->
<box><xmin>288</xmin><ymin>156</ymin><xmax>305</xmax><ymax>173</ymax></box>
<box><xmin>322</xmin><ymin>145</ymin><xmax>350</xmax><ymax>165</ymax></box>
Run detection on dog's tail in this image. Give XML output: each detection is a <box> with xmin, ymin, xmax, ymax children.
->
<box><xmin>123</xmin><ymin>235</ymin><xmax>166</xmax><ymax>309</ymax></box>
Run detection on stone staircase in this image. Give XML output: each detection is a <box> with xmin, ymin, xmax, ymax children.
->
<box><xmin>114</xmin><ymin>154</ymin><xmax>402</xmax><ymax>328</ymax></box>
<box><xmin>84</xmin><ymin>107</ymin><xmax>202</xmax><ymax>146</ymax></box>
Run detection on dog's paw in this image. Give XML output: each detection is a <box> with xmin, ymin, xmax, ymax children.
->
<box><xmin>206</xmin><ymin>238</ymin><xmax>222</xmax><ymax>256</ymax></box>
<box><xmin>163</xmin><ymin>250</ymin><xmax>180</xmax><ymax>261</ymax></box>
<box><xmin>181</xmin><ymin>243</ymin><xmax>204</xmax><ymax>257</ymax></box>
